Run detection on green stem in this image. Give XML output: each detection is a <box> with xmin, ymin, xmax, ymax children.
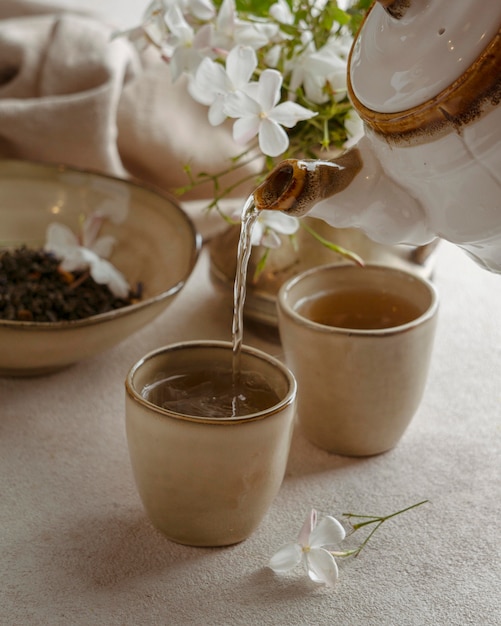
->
<box><xmin>345</xmin><ymin>499</ymin><xmax>429</xmax><ymax>530</ymax></box>
<box><xmin>300</xmin><ymin>221</ymin><xmax>365</xmax><ymax>267</ymax></box>
<box><xmin>175</xmin><ymin>148</ymin><xmax>264</xmax><ymax>198</ymax></box>
<box><xmin>341</xmin><ymin>499</ymin><xmax>429</xmax><ymax>557</ymax></box>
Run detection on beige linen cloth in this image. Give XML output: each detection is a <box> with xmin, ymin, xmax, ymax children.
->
<box><xmin>0</xmin><ymin>0</ymin><xmax>258</xmax><ymax>210</ymax></box>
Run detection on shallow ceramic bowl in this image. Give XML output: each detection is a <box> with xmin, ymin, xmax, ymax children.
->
<box><xmin>0</xmin><ymin>160</ymin><xmax>201</xmax><ymax>376</ymax></box>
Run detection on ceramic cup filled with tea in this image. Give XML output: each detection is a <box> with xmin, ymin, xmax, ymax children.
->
<box><xmin>125</xmin><ymin>340</ymin><xmax>296</xmax><ymax>547</ymax></box>
<box><xmin>277</xmin><ymin>264</ymin><xmax>438</xmax><ymax>456</ymax></box>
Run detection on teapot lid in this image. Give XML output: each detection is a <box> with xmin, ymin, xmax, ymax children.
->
<box><xmin>349</xmin><ymin>0</ymin><xmax>501</xmax><ymax>116</ymax></box>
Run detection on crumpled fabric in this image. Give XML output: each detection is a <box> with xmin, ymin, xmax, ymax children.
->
<box><xmin>0</xmin><ymin>0</ymin><xmax>260</xmax><ymax>201</ymax></box>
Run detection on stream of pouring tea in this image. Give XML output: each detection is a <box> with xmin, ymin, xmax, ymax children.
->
<box><xmin>232</xmin><ymin>195</ymin><xmax>259</xmax><ymax>380</ymax></box>
<box><xmin>142</xmin><ymin>195</ymin><xmax>277</xmax><ymax>419</ymax></box>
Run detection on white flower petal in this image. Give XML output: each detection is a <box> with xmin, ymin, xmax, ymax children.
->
<box><xmin>269</xmin><ymin>101</ymin><xmax>317</xmax><ymax>128</ymax></box>
<box><xmin>193</xmin><ymin>23</ymin><xmax>213</xmax><ymax>53</ymax></box>
<box><xmin>306</xmin><ymin>548</ymin><xmax>340</xmax><ymax>587</ymax></box>
<box><xmin>45</xmin><ymin>223</ymin><xmax>79</xmax><ymax>253</ymax></box>
<box><xmin>234</xmin><ymin>22</ymin><xmax>276</xmax><ymax>49</ymax></box>
<box><xmin>303</xmin><ymin>74</ymin><xmax>328</xmax><ymax>104</ymax></box>
<box><xmin>257</xmin><ymin>69</ymin><xmax>282</xmax><ymax>111</ymax></box>
<box><xmin>241</xmin><ymin>81</ymin><xmax>259</xmax><ymax>100</ymax></box>
<box><xmin>269</xmin><ymin>542</ymin><xmax>302</xmax><ymax>572</ymax></box>
<box><xmin>89</xmin><ymin>257</ymin><xmax>130</xmax><ymax>299</ymax></box>
<box><xmin>95</xmin><ymin>199</ymin><xmax>128</xmax><ymax>224</ymax></box>
<box><xmin>169</xmin><ymin>49</ymin><xmax>186</xmax><ymax>82</ymax></box>
<box><xmin>193</xmin><ymin>57</ymin><xmax>229</xmax><ymax>100</ymax></box>
<box><xmin>258</xmin><ymin>118</ymin><xmax>289</xmax><ymax>157</ymax></box>
<box><xmin>224</xmin><ymin>90</ymin><xmax>260</xmax><ymax>118</ymax></box>
<box><xmin>208</xmin><ymin>97</ymin><xmax>228</xmax><ymax>126</ymax></box>
<box><xmin>298</xmin><ymin>509</ymin><xmax>317</xmax><ymax>546</ymax></box>
<box><xmin>260</xmin><ymin>229</ymin><xmax>282</xmax><ymax>249</ymax></box>
<box><xmin>226</xmin><ymin>45</ymin><xmax>257</xmax><ymax>86</ymax></box>
<box><xmin>232</xmin><ymin>116</ymin><xmax>261</xmax><ymax>145</ymax></box>
<box><xmin>269</xmin><ymin>0</ymin><xmax>293</xmax><ymax>24</ymax></box>
<box><xmin>58</xmin><ymin>248</ymin><xmax>88</xmax><ymax>272</ymax></box>
<box><xmin>175</xmin><ymin>46</ymin><xmax>204</xmax><ymax>79</ymax></box>
<box><xmin>259</xmin><ymin>211</ymin><xmax>299</xmax><ymax>235</ymax></box>
<box><xmin>343</xmin><ymin>110</ymin><xmax>365</xmax><ymax>148</ymax></box>
<box><xmin>216</xmin><ymin>0</ymin><xmax>236</xmax><ymax>35</ymax></box>
<box><xmin>165</xmin><ymin>5</ymin><xmax>193</xmax><ymax>42</ymax></box>
<box><xmin>91</xmin><ymin>235</ymin><xmax>117</xmax><ymax>260</ymax></box>
<box><xmin>188</xmin><ymin>0</ymin><xmax>216</xmax><ymax>21</ymax></box>
<box><xmin>188</xmin><ymin>76</ymin><xmax>214</xmax><ymax>106</ymax></box>
<box><xmin>250</xmin><ymin>220</ymin><xmax>264</xmax><ymax>246</ymax></box>
<box><xmin>264</xmin><ymin>44</ymin><xmax>281</xmax><ymax>68</ymax></box>
<box><xmin>309</xmin><ymin>516</ymin><xmax>346</xmax><ymax>548</ymax></box>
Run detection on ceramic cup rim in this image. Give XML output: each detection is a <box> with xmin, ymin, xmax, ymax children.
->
<box><xmin>278</xmin><ymin>263</ymin><xmax>439</xmax><ymax>337</ymax></box>
<box><xmin>125</xmin><ymin>339</ymin><xmax>297</xmax><ymax>425</ymax></box>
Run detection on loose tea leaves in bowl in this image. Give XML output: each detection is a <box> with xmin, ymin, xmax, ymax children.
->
<box><xmin>0</xmin><ymin>246</ymin><xmax>142</xmax><ymax>323</ymax></box>
<box><xmin>0</xmin><ymin>159</ymin><xmax>199</xmax><ymax>375</ymax></box>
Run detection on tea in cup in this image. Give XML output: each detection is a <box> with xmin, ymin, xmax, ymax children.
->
<box><xmin>277</xmin><ymin>264</ymin><xmax>438</xmax><ymax>456</ymax></box>
<box><xmin>125</xmin><ymin>340</ymin><xmax>296</xmax><ymax>546</ymax></box>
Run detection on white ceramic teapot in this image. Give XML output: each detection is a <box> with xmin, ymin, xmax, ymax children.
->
<box><xmin>254</xmin><ymin>0</ymin><xmax>501</xmax><ymax>272</ymax></box>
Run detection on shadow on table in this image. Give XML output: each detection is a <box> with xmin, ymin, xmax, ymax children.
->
<box><xmin>284</xmin><ymin>425</ymin><xmax>376</xmax><ymax>478</ymax></box>
<box><xmin>51</xmin><ymin>509</ymin><xmax>217</xmax><ymax>589</ymax></box>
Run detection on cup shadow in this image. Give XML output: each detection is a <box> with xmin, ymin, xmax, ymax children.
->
<box><xmin>284</xmin><ymin>425</ymin><xmax>375</xmax><ymax>478</ymax></box>
<box><xmin>48</xmin><ymin>509</ymin><xmax>218</xmax><ymax>589</ymax></box>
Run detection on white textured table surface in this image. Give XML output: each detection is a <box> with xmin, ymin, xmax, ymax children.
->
<box><xmin>1</xmin><ymin>240</ymin><xmax>500</xmax><ymax>626</ymax></box>
<box><xmin>1</xmin><ymin>2</ymin><xmax>500</xmax><ymax>624</ymax></box>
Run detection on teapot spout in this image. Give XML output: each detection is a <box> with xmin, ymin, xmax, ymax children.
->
<box><xmin>253</xmin><ymin>149</ymin><xmax>363</xmax><ymax>217</ymax></box>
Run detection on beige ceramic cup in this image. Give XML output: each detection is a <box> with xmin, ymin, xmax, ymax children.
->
<box><xmin>277</xmin><ymin>264</ymin><xmax>438</xmax><ymax>457</ymax></box>
<box><xmin>125</xmin><ymin>340</ymin><xmax>296</xmax><ymax>547</ymax></box>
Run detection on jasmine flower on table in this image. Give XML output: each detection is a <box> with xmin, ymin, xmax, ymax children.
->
<box><xmin>269</xmin><ymin>509</ymin><xmax>347</xmax><ymax>588</ymax></box>
<box><xmin>269</xmin><ymin>509</ymin><xmax>346</xmax><ymax>587</ymax></box>
<box><xmin>269</xmin><ymin>501</ymin><xmax>429</xmax><ymax>588</ymax></box>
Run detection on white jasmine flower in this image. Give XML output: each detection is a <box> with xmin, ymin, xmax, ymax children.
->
<box><xmin>164</xmin><ymin>5</ymin><xmax>211</xmax><ymax>79</ymax></box>
<box><xmin>269</xmin><ymin>0</ymin><xmax>294</xmax><ymax>24</ymax></box>
<box><xmin>263</xmin><ymin>44</ymin><xmax>281</xmax><ymax>68</ymax></box>
<box><xmin>326</xmin><ymin>28</ymin><xmax>353</xmax><ymax>60</ymax></box>
<box><xmin>224</xmin><ymin>69</ymin><xmax>317</xmax><ymax>157</ymax></box>
<box><xmin>45</xmin><ymin>206</ymin><xmax>131</xmax><ymax>299</ymax></box>
<box><xmin>321</xmin><ymin>36</ymin><xmax>354</xmax><ymax>101</ymax></box>
<box><xmin>113</xmin><ymin>0</ymin><xmax>171</xmax><ymax>51</ymax></box>
<box><xmin>287</xmin><ymin>38</ymin><xmax>347</xmax><ymax>105</ymax></box>
<box><xmin>178</xmin><ymin>0</ymin><xmax>216</xmax><ymax>22</ymax></box>
<box><xmin>234</xmin><ymin>20</ymin><xmax>278</xmax><ymax>51</ymax></box>
<box><xmin>263</xmin><ymin>0</ymin><xmax>294</xmax><ymax>67</ymax></box>
<box><xmin>138</xmin><ymin>0</ymin><xmax>171</xmax><ymax>47</ymax></box>
<box><xmin>81</xmin><ymin>199</ymin><xmax>127</xmax><ymax>251</ymax></box>
<box><xmin>145</xmin><ymin>0</ymin><xmax>216</xmax><ymax>23</ymax></box>
<box><xmin>120</xmin><ymin>0</ymin><xmax>370</xmax><ymax>266</ymax></box>
<box><xmin>189</xmin><ymin>45</ymin><xmax>257</xmax><ymax>125</ymax></box>
<box><xmin>212</xmin><ymin>0</ymin><xmax>277</xmax><ymax>52</ymax></box>
<box><xmin>269</xmin><ymin>509</ymin><xmax>346</xmax><ymax>587</ymax></box>
<box><xmin>250</xmin><ymin>210</ymin><xmax>299</xmax><ymax>248</ymax></box>
<box><xmin>269</xmin><ymin>501</ymin><xmax>428</xmax><ymax>589</ymax></box>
